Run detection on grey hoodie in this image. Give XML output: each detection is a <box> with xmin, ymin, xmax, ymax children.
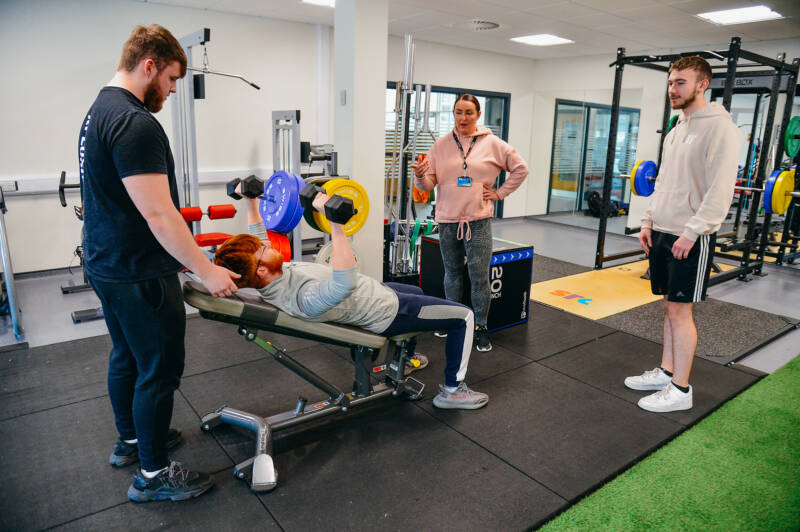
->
<box><xmin>642</xmin><ymin>102</ymin><xmax>743</xmax><ymax>241</ymax></box>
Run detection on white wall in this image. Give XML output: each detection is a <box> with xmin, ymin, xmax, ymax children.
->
<box><xmin>1</xmin><ymin>0</ymin><xmax>797</xmax><ymax>274</ymax></box>
<box><xmin>0</xmin><ymin>0</ymin><xmax>322</xmax><ymax>272</ymax></box>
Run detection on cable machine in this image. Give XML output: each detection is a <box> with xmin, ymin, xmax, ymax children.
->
<box><xmin>171</xmin><ymin>28</ymin><xmax>260</xmax><ymax>235</ymax></box>
<box><xmin>385</xmin><ymin>34</ymin><xmax>437</xmax><ymax>281</ymax></box>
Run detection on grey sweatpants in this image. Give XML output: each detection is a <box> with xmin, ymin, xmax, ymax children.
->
<box><xmin>438</xmin><ymin>218</ymin><xmax>492</xmax><ymax>326</ymax></box>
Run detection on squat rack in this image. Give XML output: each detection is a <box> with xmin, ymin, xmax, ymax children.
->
<box><xmin>709</xmin><ymin>68</ymin><xmax>800</xmax><ymax>269</ymax></box>
<box><xmin>595</xmin><ymin>37</ymin><xmax>799</xmax><ymax>283</ymax></box>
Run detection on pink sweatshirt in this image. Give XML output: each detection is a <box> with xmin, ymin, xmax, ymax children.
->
<box><xmin>415</xmin><ymin>127</ymin><xmax>528</xmax><ymax>223</ymax></box>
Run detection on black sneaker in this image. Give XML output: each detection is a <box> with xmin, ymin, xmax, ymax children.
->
<box><xmin>433</xmin><ymin>330</ymin><xmax>448</xmax><ymax>338</ymax></box>
<box><xmin>474</xmin><ymin>326</ymin><xmax>492</xmax><ymax>352</ymax></box>
<box><xmin>128</xmin><ymin>461</ymin><xmax>214</xmax><ymax>502</ymax></box>
<box><xmin>110</xmin><ymin>428</ymin><xmax>184</xmax><ymax>467</ymax></box>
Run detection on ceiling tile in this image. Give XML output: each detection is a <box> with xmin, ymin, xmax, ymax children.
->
<box><xmin>393</xmin><ymin>0</ymin><xmax>512</xmax><ymax>20</ymax></box>
<box><xmin>572</xmin><ymin>0</ymin><xmax>661</xmax><ymax>12</ymax></box>
<box><xmin>759</xmin><ymin>0</ymin><xmax>800</xmax><ymax>17</ymax></box>
<box><xmin>665</xmin><ymin>0</ymin><xmax>760</xmax><ymax>16</ymax></box>
<box><xmin>613</xmin><ymin>4</ymin><xmax>692</xmax><ymax>19</ymax></box>
<box><xmin>568</xmin><ymin>13</ymin><xmax>640</xmax><ymax>29</ymax></box>
<box><xmin>388</xmin><ymin>3</ymin><xmax>429</xmax><ymax>20</ymax></box>
<box><xmin>130</xmin><ymin>0</ymin><xmax>797</xmax><ymax>62</ymax></box>
<box><xmin>720</xmin><ymin>18</ymin><xmax>800</xmax><ymax>40</ymax></box>
<box><xmin>523</xmin><ymin>1</ymin><xmax>607</xmax><ymax>21</ymax></box>
<box><xmin>483</xmin><ymin>0</ymin><xmax>564</xmax><ymax>9</ymax></box>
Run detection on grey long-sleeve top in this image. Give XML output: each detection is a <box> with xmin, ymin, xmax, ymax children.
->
<box><xmin>248</xmin><ymin>223</ymin><xmax>399</xmax><ymax>333</ymax></box>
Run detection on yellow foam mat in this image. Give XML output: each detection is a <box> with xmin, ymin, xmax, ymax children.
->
<box><xmin>531</xmin><ymin>260</ymin><xmax>734</xmax><ymax>320</ymax></box>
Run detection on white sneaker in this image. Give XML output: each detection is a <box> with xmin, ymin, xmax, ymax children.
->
<box><xmin>624</xmin><ymin>367</ymin><xmax>671</xmax><ymax>391</ymax></box>
<box><xmin>638</xmin><ymin>383</ymin><xmax>692</xmax><ymax>413</ymax></box>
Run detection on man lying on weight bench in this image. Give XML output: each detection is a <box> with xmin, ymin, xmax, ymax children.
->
<box><xmin>213</xmin><ymin>190</ymin><xmax>488</xmax><ymax>410</ymax></box>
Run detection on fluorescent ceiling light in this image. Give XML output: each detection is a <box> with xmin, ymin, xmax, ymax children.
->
<box><xmin>696</xmin><ymin>5</ymin><xmax>783</xmax><ymax>25</ymax></box>
<box><xmin>302</xmin><ymin>0</ymin><xmax>335</xmax><ymax>7</ymax></box>
<box><xmin>511</xmin><ymin>34</ymin><xmax>573</xmax><ymax>46</ymax></box>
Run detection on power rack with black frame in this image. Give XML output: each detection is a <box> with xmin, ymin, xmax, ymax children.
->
<box><xmin>593</xmin><ymin>37</ymin><xmax>799</xmax><ymax>287</ymax></box>
<box><xmin>709</xmin><ymin>68</ymin><xmax>800</xmax><ymax>268</ymax></box>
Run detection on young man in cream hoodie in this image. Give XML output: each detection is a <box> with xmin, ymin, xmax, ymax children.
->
<box><xmin>624</xmin><ymin>56</ymin><xmax>743</xmax><ymax>412</ymax></box>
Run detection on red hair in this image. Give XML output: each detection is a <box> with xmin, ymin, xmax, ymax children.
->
<box><xmin>214</xmin><ymin>234</ymin><xmax>282</xmax><ymax>289</ymax></box>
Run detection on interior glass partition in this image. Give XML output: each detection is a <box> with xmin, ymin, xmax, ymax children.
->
<box><xmin>547</xmin><ymin>99</ymin><xmax>640</xmax><ymax>215</ymax></box>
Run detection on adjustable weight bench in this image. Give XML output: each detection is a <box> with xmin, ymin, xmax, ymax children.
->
<box><xmin>182</xmin><ymin>280</ymin><xmax>425</xmax><ymax>492</ymax></box>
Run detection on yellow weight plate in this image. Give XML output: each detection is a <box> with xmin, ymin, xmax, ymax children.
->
<box><xmin>629</xmin><ymin>160</ymin><xmax>643</xmax><ymax>196</ymax></box>
<box><xmin>314</xmin><ymin>178</ymin><xmax>370</xmax><ymax>236</ymax></box>
<box><xmin>772</xmin><ymin>170</ymin><xmax>795</xmax><ymax>216</ymax></box>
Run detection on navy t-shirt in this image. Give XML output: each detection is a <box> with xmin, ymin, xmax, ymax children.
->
<box><xmin>79</xmin><ymin>87</ymin><xmax>182</xmax><ymax>282</ymax></box>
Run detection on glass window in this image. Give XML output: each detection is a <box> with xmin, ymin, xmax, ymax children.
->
<box><xmin>548</xmin><ymin>100</ymin><xmax>640</xmax><ymax>213</ymax></box>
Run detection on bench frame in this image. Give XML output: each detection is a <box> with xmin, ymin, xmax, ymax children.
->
<box><xmin>183</xmin><ymin>280</ymin><xmax>424</xmax><ymax>492</ymax></box>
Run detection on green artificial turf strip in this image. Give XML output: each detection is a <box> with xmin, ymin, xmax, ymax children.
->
<box><xmin>539</xmin><ymin>355</ymin><xmax>800</xmax><ymax>532</ymax></box>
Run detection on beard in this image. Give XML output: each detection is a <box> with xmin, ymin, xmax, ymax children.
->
<box><xmin>671</xmin><ymin>90</ymin><xmax>698</xmax><ymax>110</ymax></box>
<box><xmin>143</xmin><ymin>78</ymin><xmax>165</xmax><ymax>113</ymax></box>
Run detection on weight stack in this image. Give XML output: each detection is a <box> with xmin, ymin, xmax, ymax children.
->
<box><xmin>383</xmin><ymin>221</ymin><xmax>420</xmax><ymax>285</ymax></box>
<box><xmin>420</xmin><ymin>234</ymin><xmax>533</xmax><ymax>332</ymax></box>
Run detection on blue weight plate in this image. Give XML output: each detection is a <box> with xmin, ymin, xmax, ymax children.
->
<box><xmin>260</xmin><ymin>170</ymin><xmax>296</xmax><ymax>231</ymax></box>
<box><xmin>283</xmin><ymin>174</ymin><xmax>306</xmax><ymax>233</ymax></box>
<box><xmin>763</xmin><ymin>170</ymin><xmax>781</xmax><ymax>215</ymax></box>
<box><xmin>276</xmin><ymin>172</ymin><xmax>302</xmax><ymax>233</ymax></box>
<box><xmin>635</xmin><ymin>160</ymin><xmax>657</xmax><ymax>197</ymax></box>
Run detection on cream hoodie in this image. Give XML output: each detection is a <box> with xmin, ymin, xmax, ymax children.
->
<box><xmin>641</xmin><ymin>102</ymin><xmax>743</xmax><ymax>241</ymax></box>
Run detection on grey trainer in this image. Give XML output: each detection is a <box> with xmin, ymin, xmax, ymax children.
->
<box><xmin>432</xmin><ymin>382</ymin><xmax>488</xmax><ymax>410</ymax></box>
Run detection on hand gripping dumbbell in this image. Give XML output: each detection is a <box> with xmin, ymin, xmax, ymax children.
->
<box><xmin>226</xmin><ymin>175</ymin><xmax>264</xmax><ymax>200</ymax></box>
<box><xmin>299</xmin><ymin>182</ymin><xmax>357</xmax><ymax>225</ymax></box>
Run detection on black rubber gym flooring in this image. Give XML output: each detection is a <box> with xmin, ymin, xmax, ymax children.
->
<box><xmin>0</xmin><ymin>297</ymin><xmax>761</xmax><ymax>531</ymax></box>
<box><xmin>599</xmin><ymin>297</ymin><xmax>799</xmax><ymax>365</ymax></box>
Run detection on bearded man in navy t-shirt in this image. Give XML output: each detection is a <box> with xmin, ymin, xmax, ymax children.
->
<box><xmin>79</xmin><ymin>24</ymin><xmax>239</xmax><ymax>503</ymax></box>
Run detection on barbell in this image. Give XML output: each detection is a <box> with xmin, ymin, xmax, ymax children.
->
<box><xmin>624</xmin><ymin>160</ymin><xmax>799</xmax><ymax>215</ymax></box>
<box><xmin>258</xmin><ymin>171</ymin><xmax>370</xmax><ymax>236</ymax></box>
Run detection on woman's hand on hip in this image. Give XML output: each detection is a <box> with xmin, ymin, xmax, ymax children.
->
<box><xmin>482</xmin><ymin>184</ymin><xmax>500</xmax><ymax>202</ymax></box>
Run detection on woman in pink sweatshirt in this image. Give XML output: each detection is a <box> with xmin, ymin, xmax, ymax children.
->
<box><xmin>413</xmin><ymin>94</ymin><xmax>528</xmax><ymax>351</ymax></box>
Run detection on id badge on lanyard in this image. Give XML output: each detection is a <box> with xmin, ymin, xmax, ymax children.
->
<box><xmin>453</xmin><ymin>131</ymin><xmax>477</xmax><ymax>188</ymax></box>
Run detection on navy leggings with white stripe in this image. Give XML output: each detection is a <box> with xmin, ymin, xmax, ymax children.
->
<box><xmin>381</xmin><ymin>283</ymin><xmax>474</xmax><ymax>387</ymax></box>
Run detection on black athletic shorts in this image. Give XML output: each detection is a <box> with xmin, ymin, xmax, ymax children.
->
<box><xmin>649</xmin><ymin>230</ymin><xmax>716</xmax><ymax>303</ymax></box>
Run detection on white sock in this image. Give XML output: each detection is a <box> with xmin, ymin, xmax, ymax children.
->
<box><xmin>141</xmin><ymin>466</ymin><xmax>168</xmax><ymax>479</ymax></box>
<box><xmin>123</xmin><ymin>438</ymin><xmax>137</xmax><ymax>444</ymax></box>
<box><xmin>444</xmin><ymin>385</ymin><xmax>457</xmax><ymax>393</ymax></box>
